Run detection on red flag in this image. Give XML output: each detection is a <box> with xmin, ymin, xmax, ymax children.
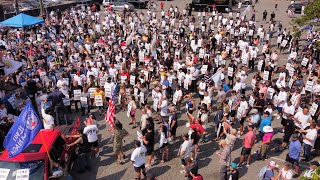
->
<box><xmin>71</xmin><ymin>116</ymin><xmax>80</xmax><ymax>135</ymax></box>
<box><xmin>105</xmin><ymin>100</ymin><xmax>115</xmax><ymax>127</ymax></box>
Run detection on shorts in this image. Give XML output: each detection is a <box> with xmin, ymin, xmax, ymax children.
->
<box><xmin>134</xmin><ymin>164</ymin><xmax>145</xmax><ymax>172</ymax></box>
<box><xmin>171</xmin><ymin>126</ymin><xmax>177</xmax><ymax>136</ymax></box>
<box><xmin>188</xmin><ymin>109</ymin><xmax>194</xmax><ymax>114</ymax></box>
<box><xmin>0</xmin><ymin>69</ymin><xmax>4</xmax><ymax>76</ymax></box>
<box><xmin>199</xmin><ymin>94</ymin><xmax>204</xmax><ymax>100</ymax></box>
<box><xmin>240</xmin><ymin>117</ymin><xmax>246</xmax><ymax>125</ymax></box>
<box><xmin>181</xmin><ymin>158</ymin><xmax>186</xmax><ymax>166</ymax></box>
<box><xmin>286</xmin><ymin>154</ymin><xmax>299</xmax><ymax>167</ymax></box>
<box><xmin>230</xmin><ymin>110</ymin><xmax>236</xmax><ymax>117</ymax></box>
<box><xmin>89</xmin><ymin>140</ymin><xmax>99</xmax><ymax>148</ymax></box>
<box><xmin>277</xmin><ymin>107</ymin><xmax>283</xmax><ymax>113</ymax></box>
<box><xmin>146</xmin><ymin>146</ymin><xmax>154</xmax><ymax>155</ymax></box>
<box><xmin>241</xmin><ymin>147</ymin><xmax>252</xmax><ymax>156</ymax></box>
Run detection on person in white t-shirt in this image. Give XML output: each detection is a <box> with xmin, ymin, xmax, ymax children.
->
<box><xmin>237</xmin><ymin>95</ymin><xmax>249</xmax><ymax>136</ymax></box>
<box><xmin>294</xmin><ymin>107</ymin><xmax>312</xmax><ymax>130</ymax></box>
<box><xmin>276</xmin><ymin>86</ymin><xmax>288</xmax><ymax>119</ymax></box>
<box><xmin>131</xmin><ymin>140</ymin><xmax>147</xmax><ymax>180</ymax></box>
<box><xmin>179</xmin><ymin>134</ymin><xmax>192</xmax><ymax>174</ymax></box>
<box><xmin>198</xmin><ymin>79</ymin><xmax>206</xmax><ymax>101</ymax></box>
<box><xmin>275</xmin><ymin>162</ymin><xmax>293</xmax><ymax>180</ymax></box>
<box><xmin>173</xmin><ymin>86</ymin><xmax>183</xmax><ymax>112</ymax></box>
<box><xmin>84</xmin><ymin>118</ymin><xmax>99</xmax><ymax>157</ymax></box>
<box><xmin>159</xmin><ymin>95</ymin><xmax>168</xmax><ymax>120</ymax></box>
<box><xmin>41</xmin><ymin>104</ymin><xmax>54</xmax><ymax>130</ymax></box>
<box><xmin>299</xmin><ymin>124</ymin><xmax>318</xmax><ymax>161</ymax></box>
<box><xmin>281</xmin><ymin>100</ymin><xmax>295</xmax><ymax>129</ymax></box>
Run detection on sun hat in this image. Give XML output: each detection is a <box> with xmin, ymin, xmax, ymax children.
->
<box><xmin>269</xmin><ymin>161</ymin><xmax>279</xmax><ymax>168</ymax></box>
<box><xmin>263</xmin><ymin>126</ymin><xmax>273</xmax><ymax>133</ymax></box>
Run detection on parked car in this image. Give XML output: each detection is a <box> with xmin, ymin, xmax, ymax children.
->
<box><xmin>103</xmin><ymin>0</ymin><xmax>135</xmax><ymax>11</ymax></box>
<box><xmin>287</xmin><ymin>2</ymin><xmax>310</xmax><ymax>14</ymax></box>
<box><xmin>0</xmin><ymin>125</ymin><xmax>79</xmax><ymax>180</ymax></box>
<box><xmin>127</xmin><ymin>0</ymin><xmax>148</xmax><ymax>9</ymax></box>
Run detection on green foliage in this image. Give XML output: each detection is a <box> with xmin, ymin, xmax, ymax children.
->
<box><xmin>292</xmin><ymin>0</ymin><xmax>320</xmax><ymax>27</ymax></box>
<box><xmin>300</xmin><ymin>167</ymin><xmax>320</xmax><ymax>180</ymax></box>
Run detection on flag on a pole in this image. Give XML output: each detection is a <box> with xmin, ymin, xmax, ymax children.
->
<box><xmin>105</xmin><ymin>83</ymin><xmax>119</xmax><ymax>127</ymax></box>
<box><xmin>3</xmin><ymin>101</ymin><xmax>42</xmax><ymax>158</ymax></box>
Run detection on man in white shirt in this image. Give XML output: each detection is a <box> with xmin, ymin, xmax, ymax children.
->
<box><xmin>159</xmin><ymin>95</ymin><xmax>168</xmax><ymax>121</ymax></box>
<box><xmin>281</xmin><ymin>100</ymin><xmax>295</xmax><ymax>128</ymax></box>
<box><xmin>41</xmin><ymin>104</ymin><xmax>54</xmax><ymax>130</ymax></box>
<box><xmin>276</xmin><ymin>86</ymin><xmax>288</xmax><ymax>119</ymax></box>
<box><xmin>104</xmin><ymin>77</ymin><xmax>115</xmax><ymax>101</ymax></box>
<box><xmin>131</xmin><ymin>141</ymin><xmax>147</xmax><ymax>180</ymax></box>
<box><xmin>73</xmin><ymin>71</ymin><xmax>84</xmax><ymax>87</ymax></box>
<box><xmin>299</xmin><ymin>124</ymin><xmax>318</xmax><ymax>161</ymax></box>
<box><xmin>294</xmin><ymin>107</ymin><xmax>312</xmax><ymax>130</ymax></box>
<box><xmin>83</xmin><ymin>120</ymin><xmax>99</xmax><ymax>157</ymax></box>
<box><xmin>237</xmin><ymin>95</ymin><xmax>249</xmax><ymax>136</ymax></box>
<box><xmin>179</xmin><ymin>134</ymin><xmax>192</xmax><ymax>174</ymax></box>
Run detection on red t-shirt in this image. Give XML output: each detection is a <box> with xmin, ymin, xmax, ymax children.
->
<box><xmin>193</xmin><ymin>175</ymin><xmax>204</xmax><ymax>180</ymax></box>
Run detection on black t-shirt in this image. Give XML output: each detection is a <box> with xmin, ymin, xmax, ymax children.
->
<box><xmin>255</xmin><ymin>98</ymin><xmax>265</xmax><ymax>113</ymax></box>
<box><xmin>191</xmin><ymin>131</ymin><xmax>199</xmax><ymax>145</ymax></box>
<box><xmin>230</xmin><ymin>170</ymin><xmax>239</xmax><ymax>180</ymax></box>
<box><xmin>170</xmin><ymin>114</ymin><xmax>178</xmax><ymax>129</ymax></box>
<box><xmin>144</xmin><ymin>132</ymin><xmax>155</xmax><ymax>148</ymax></box>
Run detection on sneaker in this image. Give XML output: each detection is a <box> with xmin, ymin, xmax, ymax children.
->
<box><xmin>169</xmin><ymin>141</ymin><xmax>174</xmax><ymax>145</ymax></box>
<box><xmin>180</xmin><ymin>170</ymin><xmax>186</xmax><ymax>174</ymax></box>
<box><xmin>145</xmin><ymin>164</ymin><xmax>151</xmax><ymax>169</ymax></box>
<box><xmin>246</xmin><ymin>164</ymin><xmax>250</xmax><ymax>167</ymax></box>
<box><xmin>237</xmin><ymin>163</ymin><xmax>243</xmax><ymax>168</ymax></box>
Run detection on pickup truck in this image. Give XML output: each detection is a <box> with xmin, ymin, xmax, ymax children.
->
<box><xmin>0</xmin><ymin>118</ymin><xmax>80</xmax><ymax>180</ymax></box>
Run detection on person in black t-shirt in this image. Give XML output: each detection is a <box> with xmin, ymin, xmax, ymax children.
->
<box><xmin>253</xmin><ymin>93</ymin><xmax>265</xmax><ymax>115</ymax></box>
<box><xmin>169</xmin><ymin>107</ymin><xmax>178</xmax><ymax>143</ymax></box>
<box><xmin>143</xmin><ymin>124</ymin><xmax>155</xmax><ymax>168</ymax></box>
<box><xmin>190</xmin><ymin>127</ymin><xmax>200</xmax><ymax>160</ymax></box>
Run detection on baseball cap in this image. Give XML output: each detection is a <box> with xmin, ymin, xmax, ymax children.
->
<box><xmin>230</xmin><ymin>162</ymin><xmax>237</xmax><ymax>169</ymax></box>
<box><xmin>269</xmin><ymin>161</ymin><xmax>279</xmax><ymax>168</ymax></box>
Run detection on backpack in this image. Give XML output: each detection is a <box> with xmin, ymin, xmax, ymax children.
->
<box><xmin>257</xmin><ymin>166</ymin><xmax>268</xmax><ymax>180</ymax></box>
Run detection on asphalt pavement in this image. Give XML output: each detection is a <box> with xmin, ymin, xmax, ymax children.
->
<box><xmin>70</xmin><ymin>0</ymin><xmax>320</xmax><ymax>179</ymax></box>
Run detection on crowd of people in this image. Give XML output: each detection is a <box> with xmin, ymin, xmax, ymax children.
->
<box><xmin>0</xmin><ymin>0</ymin><xmax>319</xmax><ymax>179</ymax></box>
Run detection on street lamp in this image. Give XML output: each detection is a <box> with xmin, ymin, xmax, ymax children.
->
<box><xmin>40</xmin><ymin>0</ymin><xmax>44</xmax><ymax>17</ymax></box>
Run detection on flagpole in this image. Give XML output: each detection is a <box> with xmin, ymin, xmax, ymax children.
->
<box><xmin>40</xmin><ymin>131</ymin><xmax>52</xmax><ymax>161</ymax></box>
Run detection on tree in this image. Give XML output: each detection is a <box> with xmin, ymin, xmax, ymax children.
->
<box><xmin>292</xmin><ymin>0</ymin><xmax>320</xmax><ymax>27</ymax></box>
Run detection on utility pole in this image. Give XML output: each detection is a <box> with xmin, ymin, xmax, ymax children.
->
<box><xmin>14</xmin><ymin>0</ymin><xmax>19</xmax><ymax>15</ymax></box>
<box><xmin>39</xmin><ymin>0</ymin><xmax>44</xmax><ymax>17</ymax></box>
<box><xmin>229</xmin><ymin>0</ymin><xmax>232</xmax><ymax>12</ymax></box>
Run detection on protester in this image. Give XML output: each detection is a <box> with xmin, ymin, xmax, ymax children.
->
<box><xmin>131</xmin><ymin>140</ymin><xmax>147</xmax><ymax>180</ymax></box>
<box><xmin>216</xmin><ymin>140</ymin><xmax>232</xmax><ymax>180</ymax></box>
<box><xmin>113</xmin><ymin>120</ymin><xmax>128</xmax><ymax>164</ymax></box>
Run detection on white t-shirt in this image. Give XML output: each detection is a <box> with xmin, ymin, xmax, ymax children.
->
<box><xmin>281</xmin><ymin>168</ymin><xmax>293</xmax><ymax>180</ymax></box>
<box><xmin>294</xmin><ymin>111</ymin><xmax>311</xmax><ymax>129</ymax></box>
<box><xmin>131</xmin><ymin>145</ymin><xmax>147</xmax><ymax>167</ymax></box>
<box><xmin>198</xmin><ymin>82</ymin><xmax>206</xmax><ymax>95</ymax></box>
<box><xmin>174</xmin><ymin>90</ymin><xmax>183</xmax><ymax>100</ymax></box>
<box><xmin>160</xmin><ymin>100</ymin><xmax>168</xmax><ymax>117</ymax></box>
<box><xmin>277</xmin><ymin>91</ymin><xmax>288</xmax><ymax>107</ymax></box>
<box><xmin>202</xmin><ymin>96</ymin><xmax>211</xmax><ymax>108</ymax></box>
<box><xmin>180</xmin><ymin>140</ymin><xmax>192</xmax><ymax>159</ymax></box>
<box><xmin>239</xmin><ymin>101</ymin><xmax>249</xmax><ymax>113</ymax></box>
<box><xmin>303</xmin><ymin>129</ymin><xmax>318</xmax><ymax>147</ymax></box>
<box><xmin>282</xmin><ymin>103</ymin><xmax>295</xmax><ymax>119</ymax></box>
<box><xmin>41</xmin><ymin>108</ymin><xmax>54</xmax><ymax>130</ymax></box>
<box><xmin>83</xmin><ymin>125</ymin><xmax>99</xmax><ymax>142</ymax></box>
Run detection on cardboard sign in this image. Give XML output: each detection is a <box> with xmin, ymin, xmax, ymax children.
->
<box><xmin>88</xmin><ymin>88</ymin><xmax>96</xmax><ymax>99</ymax></box>
<box><xmin>305</xmin><ymin>81</ymin><xmax>314</xmax><ymax>92</ymax></box>
<box><xmin>309</xmin><ymin>103</ymin><xmax>318</xmax><ymax>116</ymax></box>
<box><xmin>8</xmin><ymin>96</ymin><xmax>16</xmax><ymax>109</ymax></box>
<box><xmin>95</xmin><ymin>95</ymin><xmax>103</xmax><ymax>107</ymax></box>
<box><xmin>140</xmin><ymin>92</ymin><xmax>144</xmax><ymax>103</ymax></box>
<box><xmin>228</xmin><ymin>67</ymin><xmax>233</xmax><ymax>77</ymax></box>
<box><xmin>251</xmin><ymin>79</ymin><xmax>256</xmax><ymax>88</ymax></box>
<box><xmin>301</xmin><ymin>57</ymin><xmax>309</xmax><ymax>66</ymax></box>
<box><xmin>173</xmin><ymin>94</ymin><xmax>178</xmax><ymax>105</ymax></box>
<box><xmin>105</xmin><ymin>85</ymin><xmax>112</xmax><ymax>98</ymax></box>
<box><xmin>55</xmin><ymin>72</ymin><xmax>62</xmax><ymax>79</ymax></box>
<box><xmin>273</xmin><ymin>95</ymin><xmax>279</xmax><ymax>106</ymax></box>
<box><xmin>130</xmin><ymin>76</ymin><xmax>136</xmax><ymax>86</ymax></box>
<box><xmin>258</xmin><ymin>60</ymin><xmax>263</xmax><ymax>71</ymax></box>
<box><xmin>73</xmin><ymin>90</ymin><xmax>81</xmax><ymax>101</ymax></box>
<box><xmin>173</xmin><ymin>62</ymin><xmax>180</xmax><ymax>71</ymax></box>
<box><xmin>281</xmin><ymin>39</ymin><xmax>288</xmax><ymax>47</ymax></box>
<box><xmin>80</xmin><ymin>97</ymin><xmax>88</xmax><ymax>107</ymax></box>
<box><xmin>99</xmin><ymin>77</ymin><xmax>106</xmax><ymax>86</ymax></box>
<box><xmin>279</xmin><ymin>72</ymin><xmax>286</xmax><ymax>80</ymax></box>
<box><xmin>201</xmin><ymin>65</ymin><xmax>208</xmax><ymax>74</ymax></box>
<box><xmin>0</xmin><ymin>168</ymin><xmax>10</xmax><ymax>180</ymax></box>
<box><xmin>63</xmin><ymin>95</ymin><xmax>70</xmax><ymax>106</ymax></box>
<box><xmin>228</xmin><ymin>99</ymin><xmax>233</xmax><ymax>110</ymax></box>
<box><xmin>130</xmin><ymin>62</ymin><xmax>136</xmax><ymax>71</ymax></box>
<box><xmin>183</xmin><ymin>79</ymin><xmax>189</xmax><ymax>90</ymax></box>
<box><xmin>153</xmin><ymin>97</ymin><xmax>159</xmax><ymax>111</ymax></box>
<box><xmin>16</xmin><ymin>169</ymin><xmax>29</xmax><ymax>180</ymax></box>
<box><xmin>249</xmin><ymin>95</ymin><xmax>255</xmax><ymax>107</ymax></box>
<box><xmin>288</xmin><ymin>78</ymin><xmax>294</xmax><ymax>88</ymax></box>
<box><xmin>39</xmin><ymin>72</ymin><xmax>46</xmax><ymax>79</ymax></box>
<box><xmin>267</xmin><ymin>87</ymin><xmax>275</xmax><ymax>99</ymax></box>
<box><xmin>134</xmin><ymin>88</ymin><xmax>138</xmax><ymax>96</ymax></box>
<box><xmin>121</xmin><ymin>76</ymin><xmax>127</xmax><ymax>83</ymax></box>
<box><xmin>263</xmin><ymin>71</ymin><xmax>269</xmax><ymax>81</ymax></box>
<box><xmin>63</xmin><ymin>78</ymin><xmax>69</xmax><ymax>86</ymax></box>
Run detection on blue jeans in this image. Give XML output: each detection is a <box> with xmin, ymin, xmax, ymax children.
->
<box><xmin>304</xmin><ymin>144</ymin><xmax>312</xmax><ymax>160</ymax></box>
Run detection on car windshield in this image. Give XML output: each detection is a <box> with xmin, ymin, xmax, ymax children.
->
<box><xmin>0</xmin><ymin>160</ymin><xmax>44</xmax><ymax>180</ymax></box>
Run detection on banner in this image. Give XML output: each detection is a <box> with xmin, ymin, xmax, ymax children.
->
<box><xmin>3</xmin><ymin>58</ymin><xmax>24</xmax><ymax>75</ymax></box>
<box><xmin>3</xmin><ymin>101</ymin><xmax>41</xmax><ymax>158</ymax></box>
